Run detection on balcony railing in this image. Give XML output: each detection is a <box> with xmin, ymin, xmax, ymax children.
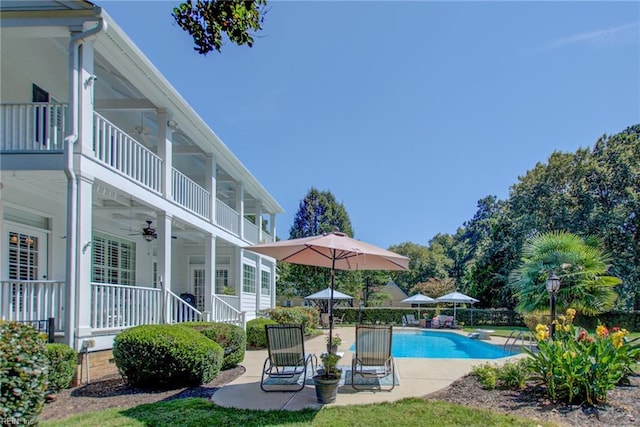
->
<box><xmin>0</xmin><ymin>280</ymin><xmax>65</xmax><ymax>333</ymax></box>
<box><xmin>93</xmin><ymin>112</ymin><xmax>163</xmax><ymax>193</ymax></box>
<box><xmin>1</xmin><ymin>103</ymin><xmax>269</xmax><ymax>243</ymax></box>
<box><xmin>1</xmin><ymin>103</ymin><xmax>67</xmax><ymax>151</ymax></box>
<box><xmin>172</xmin><ymin>168</ymin><xmax>211</xmax><ymax>220</ymax></box>
<box><xmin>216</xmin><ymin>200</ymin><xmax>240</xmax><ymax>235</ymax></box>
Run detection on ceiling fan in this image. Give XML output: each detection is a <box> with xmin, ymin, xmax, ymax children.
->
<box><xmin>132</xmin><ymin>113</ymin><xmax>153</xmax><ymax>146</ymax></box>
<box><xmin>129</xmin><ymin>220</ymin><xmax>177</xmax><ymax>242</ymax></box>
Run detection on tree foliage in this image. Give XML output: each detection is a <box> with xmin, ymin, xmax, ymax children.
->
<box><xmin>173</xmin><ymin>0</ymin><xmax>267</xmax><ymax>55</ymax></box>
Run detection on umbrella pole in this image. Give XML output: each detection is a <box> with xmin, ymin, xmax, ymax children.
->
<box><xmin>328</xmin><ymin>253</ymin><xmax>335</xmax><ymax>354</ymax></box>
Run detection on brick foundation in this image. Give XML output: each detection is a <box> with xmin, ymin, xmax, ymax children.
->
<box><xmin>72</xmin><ymin>349</ymin><xmax>118</xmax><ymax>386</ymax></box>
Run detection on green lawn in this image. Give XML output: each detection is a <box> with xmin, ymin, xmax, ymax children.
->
<box><xmin>41</xmin><ymin>397</ymin><xmax>555</xmax><ymax>427</ymax></box>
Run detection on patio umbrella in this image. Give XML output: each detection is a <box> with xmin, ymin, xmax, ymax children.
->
<box><xmin>305</xmin><ymin>288</ymin><xmax>354</xmax><ymax>314</ymax></box>
<box><xmin>245</xmin><ymin>231</ymin><xmax>410</xmax><ymax>353</ymax></box>
<box><xmin>435</xmin><ymin>291</ymin><xmax>479</xmax><ymax>326</ymax></box>
<box><xmin>400</xmin><ymin>293</ymin><xmax>435</xmax><ymax>318</ymax></box>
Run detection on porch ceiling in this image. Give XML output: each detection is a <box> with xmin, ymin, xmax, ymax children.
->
<box><xmin>1</xmin><ymin>170</ymin><xmax>67</xmax><ymax>201</ymax></box>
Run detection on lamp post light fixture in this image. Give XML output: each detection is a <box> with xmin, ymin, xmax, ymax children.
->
<box><xmin>546</xmin><ymin>273</ymin><xmax>561</xmax><ymax>339</ymax></box>
<box><xmin>358</xmin><ymin>299</ymin><xmax>365</xmax><ymax>324</ymax></box>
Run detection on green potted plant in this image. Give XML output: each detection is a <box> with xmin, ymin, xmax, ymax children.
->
<box><xmin>313</xmin><ymin>352</ymin><xmax>342</xmax><ymax>403</ymax></box>
<box><xmin>325</xmin><ymin>333</ymin><xmax>342</xmax><ymax>353</ymax></box>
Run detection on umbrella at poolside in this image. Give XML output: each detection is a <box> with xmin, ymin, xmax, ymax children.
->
<box><xmin>245</xmin><ymin>231</ymin><xmax>410</xmax><ymax>353</ymax></box>
<box><xmin>305</xmin><ymin>287</ymin><xmax>354</xmax><ymax>315</ymax></box>
<box><xmin>401</xmin><ymin>293</ymin><xmax>435</xmax><ymax>318</ymax></box>
<box><xmin>435</xmin><ymin>291</ymin><xmax>479</xmax><ymax>326</ymax></box>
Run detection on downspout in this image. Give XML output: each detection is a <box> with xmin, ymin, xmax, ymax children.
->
<box><xmin>64</xmin><ymin>11</ymin><xmax>106</xmax><ymax>349</ymax></box>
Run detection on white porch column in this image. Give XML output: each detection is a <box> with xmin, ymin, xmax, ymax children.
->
<box><xmin>255</xmin><ymin>201</ymin><xmax>263</xmax><ymax>243</ymax></box>
<box><xmin>269</xmin><ymin>213</ymin><xmax>276</xmax><ymax>242</ymax></box>
<box><xmin>255</xmin><ymin>257</ymin><xmax>262</xmax><ymax>312</ymax></box>
<box><xmin>204</xmin><ymin>233</ymin><xmax>216</xmax><ymax>315</ymax></box>
<box><xmin>157</xmin><ymin>212</ymin><xmax>172</xmax><ymax>323</ymax></box>
<box><xmin>235</xmin><ymin>246</ymin><xmax>243</xmax><ymax>307</ymax></box>
<box><xmin>77</xmin><ymin>37</ymin><xmax>96</xmax><ymax>156</ymax></box>
<box><xmin>157</xmin><ymin>109</ymin><xmax>173</xmax><ymax>199</ymax></box>
<box><xmin>205</xmin><ymin>154</ymin><xmax>216</xmax><ymax>223</ymax></box>
<box><xmin>270</xmin><ymin>261</ymin><xmax>277</xmax><ymax>308</ymax></box>
<box><xmin>74</xmin><ymin>174</ymin><xmax>94</xmax><ymax>341</ymax></box>
<box><xmin>236</xmin><ymin>182</ymin><xmax>244</xmax><ymax>239</ymax></box>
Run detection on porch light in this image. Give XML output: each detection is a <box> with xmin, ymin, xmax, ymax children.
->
<box><xmin>546</xmin><ymin>273</ymin><xmax>561</xmax><ymax>339</ymax></box>
<box><xmin>143</xmin><ymin>233</ymin><xmax>155</xmax><ymax>243</ymax></box>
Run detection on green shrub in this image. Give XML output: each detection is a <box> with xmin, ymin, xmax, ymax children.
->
<box><xmin>246</xmin><ymin>318</ymin><xmax>277</xmax><ymax>348</ymax></box>
<box><xmin>45</xmin><ymin>343</ymin><xmax>77</xmax><ymax>392</ymax></box>
<box><xmin>496</xmin><ymin>359</ymin><xmax>529</xmax><ymax>390</ymax></box>
<box><xmin>0</xmin><ymin>321</ymin><xmax>48</xmax><ymax>422</ymax></box>
<box><xmin>181</xmin><ymin>322</ymin><xmax>246</xmax><ymax>369</ymax></box>
<box><xmin>268</xmin><ymin>307</ymin><xmax>319</xmax><ymax>334</ymax></box>
<box><xmin>113</xmin><ymin>324</ymin><xmax>223</xmax><ymax>389</ymax></box>
<box><xmin>471</xmin><ymin>363</ymin><xmax>497</xmax><ymax>390</ymax></box>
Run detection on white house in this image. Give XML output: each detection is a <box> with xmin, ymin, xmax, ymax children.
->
<box><xmin>0</xmin><ymin>0</ymin><xmax>282</xmax><ymax>369</ymax></box>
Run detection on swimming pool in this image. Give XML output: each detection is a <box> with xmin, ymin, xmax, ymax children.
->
<box><xmin>350</xmin><ymin>330</ymin><xmax>516</xmax><ymax>359</ymax></box>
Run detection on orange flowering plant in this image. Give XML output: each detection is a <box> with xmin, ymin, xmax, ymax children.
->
<box><xmin>525</xmin><ymin>308</ymin><xmax>640</xmax><ymax>405</ymax></box>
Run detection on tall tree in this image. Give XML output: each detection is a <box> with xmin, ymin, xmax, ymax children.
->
<box><xmin>509</xmin><ymin>231</ymin><xmax>620</xmax><ymax>316</ymax></box>
<box><xmin>281</xmin><ymin>188</ymin><xmax>355</xmax><ymax>297</ymax></box>
<box><xmin>585</xmin><ymin>125</ymin><xmax>640</xmax><ymax>309</ymax></box>
<box><xmin>289</xmin><ymin>188</ymin><xmax>353</xmax><ymax>238</ymax></box>
<box><xmin>173</xmin><ymin>0</ymin><xmax>267</xmax><ymax>55</ymax></box>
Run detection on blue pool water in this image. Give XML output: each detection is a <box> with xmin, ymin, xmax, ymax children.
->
<box><xmin>349</xmin><ymin>330</ymin><xmax>516</xmax><ymax>359</ymax></box>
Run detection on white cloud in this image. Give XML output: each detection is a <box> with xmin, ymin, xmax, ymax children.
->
<box><xmin>541</xmin><ymin>21</ymin><xmax>639</xmax><ymax>51</ymax></box>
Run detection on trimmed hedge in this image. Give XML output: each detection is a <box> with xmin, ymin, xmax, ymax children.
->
<box><xmin>0</xmin><ymin>321</ymin><xmax>48</xmax><ymax>422</ymax></box>
<box><xmin>246</xmin><ymin>318</ymin><xmax>277</xmax><ymax>348</ymax></box>
<box><xmin>45</xmin><ymin>343</ymin><xmax>76</xmax><ymax>392</ymax></box>
<box><xmin>181</xmin><ymin>322</ymin><xmax>246</xmax><ymax>369</ymax></box>
<box><xmin>113</xmin><ymin>324</ymin><xmax>223</xmax><ymax>389</ymax></box>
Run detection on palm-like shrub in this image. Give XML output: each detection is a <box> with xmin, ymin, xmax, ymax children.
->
<box><xmin>509</xmin><ymin>231</ymin><xmax>620</xmax><ymax>316</ymax></box>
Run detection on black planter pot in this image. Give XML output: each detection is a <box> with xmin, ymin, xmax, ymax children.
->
<box><xmin>313</xmin><ymin>375</ymin><xmax>340</xmax><ymax>404</ymax></box>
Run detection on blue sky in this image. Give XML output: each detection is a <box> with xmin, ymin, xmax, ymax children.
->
<box><xmin>101</xmin><ymin>1</ymin><xmax>640</xmax><ymax>249</ymax></box>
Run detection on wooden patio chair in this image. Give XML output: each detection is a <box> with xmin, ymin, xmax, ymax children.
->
<box><xmin>351</xmin><ymin>324</ymin><xmax>396</xmax><ymax>391</ymax></box>
<box><xmin>260</xmin><ymin>324</ymin><xmax>317</xmax><ymax>392</ymax></box>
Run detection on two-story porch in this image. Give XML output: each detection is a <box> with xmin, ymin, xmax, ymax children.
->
<box><xmin>0</xmin><ymin>1</ymin><xmax>282</xmax><ymax>358</ymax></box>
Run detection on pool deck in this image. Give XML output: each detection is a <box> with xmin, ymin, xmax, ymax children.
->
<box><xmin>211</xmin><ymin>326</ymin><xmax>522</xmax><ymax>411</ymax></box>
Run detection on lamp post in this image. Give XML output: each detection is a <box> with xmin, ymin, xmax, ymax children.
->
<box><xmin>546</xmin><ymin>273</ymin><xmax>561</xmax><ymax>339</ymax></box>
<box><xmin>358</xmin><ymin>299</ymin><xmax>364</xmax><ymax>324</ymax></box>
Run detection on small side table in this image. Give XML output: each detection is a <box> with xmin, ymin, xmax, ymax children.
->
<box><xmin>419</xmin><ymin>319</ymin><xmax>431</xmax><ymax>328</ymax></box>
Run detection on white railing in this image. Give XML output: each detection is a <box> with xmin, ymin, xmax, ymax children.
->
<box><xmin>261</xmin><ymin>232</ymin><xmax>274</xmax><ymax>243</ymax></box>
<box><xmin>216</xmin><ymin>199</ymin><xmax>240</xmax><ymax>235</ymax></box>
<box><xmin>212</xmin><ymin>294</ymin><xmax>245</xmax><ymax>327</ymax></box>
<box><xmin>217</xmin><ymin>294</ymin><xmax>240</xmax><ymax>310</ymax></box>
<box><xmin>172</xmin><ymin>168</ymin><xmax>211</xmax><ymax>220</ymax></box>
<box><xmin>1</xmin><ymin>103</ymin><xmax>67</xmax><ymax>151</ymax></box>
<box><xmin>93</xmin><ymin>112</ymin><xmax>163</xmax><ymax>193</ymax></box>
<box><xmin>166</xmin><ymin>290</ymin><xmax>203</xmax><ymax>323</ymax></box>
<box><xmin>0</xmin><ymin>280</ymin><xmax>65</xmax><ymax>332</ymax></box>
<box><xmin>90</xmin><ymin>283</ymin><xmax>162</xmax><ymax>330</ymax></box>
<box><xmin>244</xmin><ymin>219</ymin><xmax>258</xmax><ymax>244</ymax></box>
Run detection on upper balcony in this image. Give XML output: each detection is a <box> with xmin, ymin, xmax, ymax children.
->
<box><xmin>0</xmin><ymin>102</ymin><xmax>274</xmax><ymax>244</ymax></box>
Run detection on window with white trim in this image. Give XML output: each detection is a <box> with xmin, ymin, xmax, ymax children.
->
<box><xmin>261</xmin><ymin>270</ymin><xmax>271</xmax><ymax>295</ymax></box>
<box><xmin>243</xmin><ymin>264</ymin><xmax>256</xmax><ymax>293</ymax></box>
<box><xmin>92</xmin><ymin>232</ymin><xmax>136</xmax><ymax>285</ymax></box>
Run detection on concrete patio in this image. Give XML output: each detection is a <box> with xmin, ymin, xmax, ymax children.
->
<box><xmin>211</xmin><ymin>326</ymin><xmax>519</xmax><ymax>410</ymax></box>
